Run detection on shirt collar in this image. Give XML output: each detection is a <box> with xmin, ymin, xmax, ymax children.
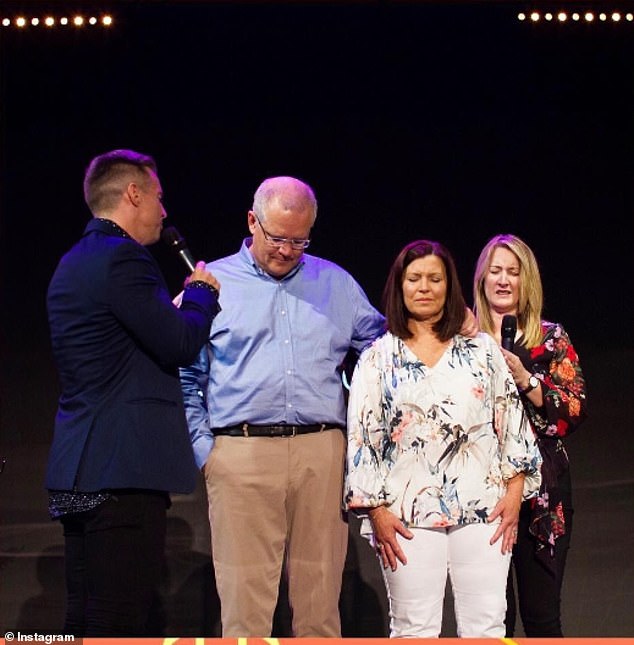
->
<box><xmin>86</xmin><ymin>217</ymin><xmax>131</xmax><ymax>239</ymax></box>
<box><xmin>239</xmin><ymin>237</ymin><xmax>305</xmax><ymax>281</ymax></box>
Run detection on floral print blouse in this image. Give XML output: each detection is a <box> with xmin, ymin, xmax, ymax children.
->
<box><xmin>513</xmin><ymin>321</ymin><xmax>587</xmax><ymax>570</ymax></box>
<box><xmin>344</xmin><ymin>331</ymin><xmax>542</xmax><ymax>536</ymax></box>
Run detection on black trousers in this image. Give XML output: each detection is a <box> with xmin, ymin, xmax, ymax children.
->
<box><xmin>61</xmin><ymin>490</ymin><xmax>168</xmax><ymax>636</ymax></box>
<box><xmin>506</xmin><ymin>470</ymin><xmax>573</xmax><ymax>637</ymax></box>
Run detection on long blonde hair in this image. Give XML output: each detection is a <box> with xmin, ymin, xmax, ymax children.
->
<box><xmin>473</xmin><ymin>233</ymin><xmax>544</xmax><ymax>348</ymax></box>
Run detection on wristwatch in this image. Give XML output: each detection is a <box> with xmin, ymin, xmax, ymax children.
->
<box><xmin>521</xmin><ymin>374</ymin><xmax>539</xmax><ymax>394</ymax></box>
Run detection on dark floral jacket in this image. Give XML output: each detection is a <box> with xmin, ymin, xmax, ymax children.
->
<box><xmin>514</xmin><ymin>321</ymin><xmax>588</xmax><ymax>572</ymax></box>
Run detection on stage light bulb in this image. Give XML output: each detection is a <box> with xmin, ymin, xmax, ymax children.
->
<box><xmin>558</xmin><ymin>12</ymin><xmax>567</xmax><ymax>22</ymax></box>
<box><xmin>44</xmin><ymin>16</ymin><xmax>55</xmax><ymax>26</ymax></box>
<box><xmin>60</xmin><ymin>17</ymin><xmax>68</xmax><ymax>25</ymax></box>
<box><xmin>103</xmin><ymin>15</ymin><xmax>113</xmax><ymax>26</ymax></box>
<box><xmin>73</xmin><ymin>15</ymin><xmax>84</xmax><ymax>26</ymax></box>
<box><xmin>612</xmin><ymin>13</ymin><xmax>621</xmax><ymax>22</ymax></box>
<box><xmin>530</xmin><ymin>11</ymin><xmax>540</xmax><ymax>22</ymax></box>
<box><xmin>16</xmin><ymin>16</ymin><xmax>26</xmax><ymax>27</ymax></box>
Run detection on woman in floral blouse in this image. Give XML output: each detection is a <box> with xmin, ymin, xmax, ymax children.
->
<box><xmin>344</xmin><ymin>239</ymin><xmax>542</xmax><ymax>638</ymax></box>
<box><xmin>473</xmin><ymin>233</ymin><xmax>587</xmax><ymax>637</ymax></box>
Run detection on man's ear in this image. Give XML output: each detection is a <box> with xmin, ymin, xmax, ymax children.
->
<box><xmin>125</xmin><ymin>181</ymin><xmax>142</xmax><ymax>207</ymax></box>
<box><xmin>247</xmin><ymin>210</ymin><xmax>257</xmax><ymax>234</ymax></box>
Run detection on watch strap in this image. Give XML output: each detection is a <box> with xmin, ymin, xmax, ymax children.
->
<box><xmin>521</xmin><ymin>375</ymin><xmax>539</xmax><ymax>394</ymax></box>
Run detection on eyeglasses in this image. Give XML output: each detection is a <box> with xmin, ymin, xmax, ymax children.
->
<box><xmin>254</xmin><ymin>214</ymin><xmax>311</xmax><ymax>250</ymax></box>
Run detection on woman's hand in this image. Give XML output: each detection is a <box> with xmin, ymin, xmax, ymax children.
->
<box><xmin>487</xmin><ymin>473</ymin><xmax>524</xmax><ymax>554</ymax></box>
<box><xmin>501</xmin><ymin>347</ymin><xmax>543</xmax><ymax>405</ymax></box>
<box><xmin>368</xmin><ymin>506</ymin><xmax>414</xmax><ymax>571</ymax></box>
<box><xmin>500</xmin><ymin>347</ymin><xmax>529</xmax><ymax>385</ymax></box>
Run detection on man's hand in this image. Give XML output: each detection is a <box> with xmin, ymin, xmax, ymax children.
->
<box><xmin>186</xmin><ymin>261</ymin><xmax>221</xmax><ymax>292</ymax></box>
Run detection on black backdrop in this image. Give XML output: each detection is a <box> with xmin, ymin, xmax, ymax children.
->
<box><xmin>2</xmin><ymin>0</ymin><xmax>633</xmax><ymax>443</ymax></box>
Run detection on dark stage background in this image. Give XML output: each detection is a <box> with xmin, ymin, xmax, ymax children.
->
<box><xmin>1</xmin><ymin>0</ymin><xmax>633</xmax><ymax>638</ymax></box>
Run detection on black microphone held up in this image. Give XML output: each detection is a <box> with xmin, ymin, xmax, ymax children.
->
<box><xmin>161</xmin><ymin>226</ymin><xmax>196</xmax><ymax>272</ymax></box>
<box><xmin>501</xmin><ymin>314</ymin><xmax>517</xmax><ymax>351</ymax></box>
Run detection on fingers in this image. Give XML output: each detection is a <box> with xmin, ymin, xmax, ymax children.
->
<box><xmin>375</xmin><ymin>541</ymin><xmax>389</xmax><ymax>569</ymax></box>
<box><xmin>491</xmin><ymin>522</ymin><xmax>519</xmax><ymax>553</ymax></box>
<box><xmin>489</xmin><ymin>523</ymin><xmax>504</xmax><ymax>546</ymax></box>
<box><xmin>370</xmin><ymin>507</ymin><xmax>413</xmax><ymax>571</ymax></box>
<box><xmin>375</xmin><ymin>540</ymin><xmax>405</xmax><ymax>571</ymax></box>
<box><xmin>487</xmin><ymin>503</ymin><xmax>502</xmax><ymax>523</ymax></box>
<box><xmin>507</xmin><ymin>525</ymin><xmax>519</xmax><ymax>551</ymax></box>
<box><xmin>501</xmin><ymin>526</ymin><xmax>518</xmax><ymax>554</ymax></box>
<box><xmin>375</xmin><ymin>527</ymin><xmax>411</xmax><ymax>570</ymax></box>
<box><xmin>189</xmin><ymin>262</ymin><xmax>221</xmax><ymax>291</ymax></box>
<box><xmin>391</xmin><ymin>542</ymin><xmax>408</xmax><ymax>568</ymax></box>
<box><xmin>395</xmin><ymin>523</ymin><xmax>415</xmax><ymax>540</ymax></box>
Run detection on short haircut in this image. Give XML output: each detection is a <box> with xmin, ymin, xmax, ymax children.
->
<box><xmin>252</xmin><ymin>176</ymin><xmax>317</xmax><ymax>224</ymax></box>
<box><xmin>382</xmin><ymin>239</ymin><xmax>467</xmax><ymax>341</ymax></box>
<box><xmin>83</xmin><ymin>149</ymin><xmax>157</xmax><ymax>216</ymax></box>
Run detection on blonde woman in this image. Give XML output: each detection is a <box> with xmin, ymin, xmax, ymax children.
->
<box><xmin>473</xmin><ymin>233</ymin><xmax>588</xmax><ymax>636</ymax></box>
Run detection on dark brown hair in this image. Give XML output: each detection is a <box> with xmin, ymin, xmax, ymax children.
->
<box><xmin>382</xmin><ymin>239</ymin><xmax>466</xmax><ymax>341</ymax></box>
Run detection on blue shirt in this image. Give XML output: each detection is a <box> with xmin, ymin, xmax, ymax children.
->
<box><xmin>180</xmin><ymin>238</ymin><xmax>386</xmax><ymax>468</ymax></box>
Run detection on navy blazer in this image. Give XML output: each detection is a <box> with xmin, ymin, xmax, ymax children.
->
<box><xmin>45</xmin><ymin>218</ymin><xmax>218</xmax><ymax>493</ymax></box>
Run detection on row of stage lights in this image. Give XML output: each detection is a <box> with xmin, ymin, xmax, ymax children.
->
<box><xmin>518</xmin><ymin>10</ymin><xmax>634</xmax><ymax>23</ymax></box>
<box><xmin>2</xmin><ymin>9</ymin><xmax>633</xmax><ymax>29</ymax></box>
<box><xmin>1</xmin><ymin>15</ymin><xmax>114</xmax><ymax>28</ymax></box>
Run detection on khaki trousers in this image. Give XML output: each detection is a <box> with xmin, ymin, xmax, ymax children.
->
<box><xmin>204</xmin><ymin>428</ymin><xmax>348</xmax><ymax>637</ymax></box>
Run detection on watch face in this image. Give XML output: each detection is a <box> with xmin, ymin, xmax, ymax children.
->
<box><xmin>529</xmin><ymin>375</ymin><xmax>539</xmax><ymax>388</ymax></box>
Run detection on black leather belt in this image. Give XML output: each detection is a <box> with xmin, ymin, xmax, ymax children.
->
<box><xmin>212</xmin><ymin>423</ymin><xmax>344</xmax><ymax>438</ymax></box>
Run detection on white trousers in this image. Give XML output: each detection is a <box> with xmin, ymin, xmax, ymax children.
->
<box><xmin>382</xmin><ymin>523</ymin><xmax>511</xmax><ymax>638</ymax></box>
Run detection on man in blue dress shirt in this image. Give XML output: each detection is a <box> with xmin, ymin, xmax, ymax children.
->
<box><xmin>180</xmin><ymin>175</ymin><xmax>386</xmax><ymax>637</ymax></box>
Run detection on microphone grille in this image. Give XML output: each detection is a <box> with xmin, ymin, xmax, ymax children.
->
<box><xmin>502</xmin><ymin>315</ymin><xmax>517</xmax><ymax>333</ymax></box>
<box><xmin>161</xmin><ymin>226</ymin><xmax>185</xmax><ymax>250</ymax></box>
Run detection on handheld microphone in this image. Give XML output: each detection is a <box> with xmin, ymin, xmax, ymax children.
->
<box><xmin>161</xmin><ymin>226</ymin><xmax>196</xmax><ymax>272</ymax></box>
<box><xmin>501</xmin><ymin>315</ymin><xmax>517</xmax><ymax>351</ymax></box>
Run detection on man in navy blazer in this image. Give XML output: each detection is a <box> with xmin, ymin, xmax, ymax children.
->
<box><xmin>45</xmin><ymin>149</ymin><xmax>220</xmax><ymax>636</ymax></box>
